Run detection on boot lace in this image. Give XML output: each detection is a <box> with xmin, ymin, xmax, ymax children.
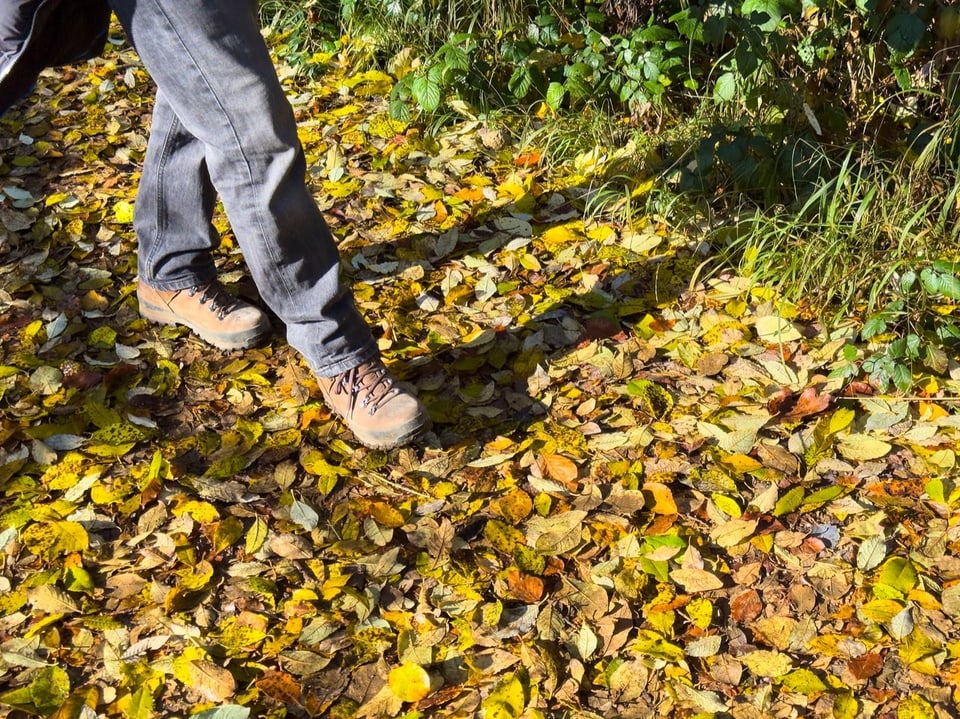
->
<box><xmin>187</xmin><ymin>282</ymin><xmax>243</xmax><ymax>321</ymax></box>
<box><xmin>331</xmin><ymin>363</ymin><xmax>399</xmax><ymax>416</ymax></box>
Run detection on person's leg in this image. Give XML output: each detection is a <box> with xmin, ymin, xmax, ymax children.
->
<box><xmin>108</xmin><ymin>0</ymin><xmax>376</xmax><ymax>375</ymax></box>
<box><xmin>134</xmin><ymin>89</ymin><xmax>219</xmax><ymax>287</ymax></box>
<box><xmin>133</xmin><ymin>89</ymin><xmax>272</xmax><ymax>350</ymax></box>
<box><xmin>108</xmin><ymin>0</ymin><xmax>429</xmax><ymax>447</ymax></box>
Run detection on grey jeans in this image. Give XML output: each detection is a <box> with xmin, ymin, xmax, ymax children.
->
<box><xmin>107</xmin><ymin>0</ymin><xmax>378</xmax><ymax>376</ymax></box>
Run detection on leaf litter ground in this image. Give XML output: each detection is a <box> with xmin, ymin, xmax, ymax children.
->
<box><xmin>2</xmin><ymin>35</ymin><xmax>960</xmax><ymax>719</ymax></box>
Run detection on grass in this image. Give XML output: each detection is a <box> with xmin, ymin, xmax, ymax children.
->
<box><xmin>258</xmin><ymin>0</ymin><xmax>960</xmax><ymax>353</ymax></box>
<box><xmin>710</xmin><ymin>126</ymin><xmax>960</xmax><ymax>320</ymax></box>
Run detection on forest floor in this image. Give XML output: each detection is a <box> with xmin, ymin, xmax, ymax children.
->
<box><xmin>2</xmin><ymin>33</ymin><xmax>960</xmax><ymax>719</ymax></box>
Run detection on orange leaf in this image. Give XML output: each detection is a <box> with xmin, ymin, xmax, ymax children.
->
<box><xmin>642</xmin><ymin>482</ymin><xmax>677</xmax><ymax>515</ymax></box>
<box><xmin>847</xmin><ymin>653</ymin><xmax>884</xmax><ymax>680</ymax></box>
<box><xmin>542</xmin><ymin>454</ymin><xmax>579</xmax><ymax>485</ymax></box>
<box><xmin>454</xmin><ymin>186</ymin><xmax>486</xmax><ymax>202</ymax></box>
<box><xmin>769</xmin><ymin>386</ymin><xmax>833</xmax><ymax>424</ymax></box>
<box><xmin>504</xmin><ymin>567</ymin><xmax>544</xmax><ymax>602</ymax></box>
<box><xmin>514</xmin><ymin>152</ymin><xmax>541</xmax><ymax>168</ymax></box>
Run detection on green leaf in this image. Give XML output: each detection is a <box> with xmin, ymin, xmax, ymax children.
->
<box><xmin>412</xmin><ymin>74</ymin><xmax>442</xmax><ymax>112</ymax></box>
<box><xmin>546</xmin><ymin>82</ymin><xmax>566</xmax><ymax>110</ymax></box>
<box><xmin>774</xmin><ymin>486</ymin><xmax>804</xmax><ymax>516</ymax></box>
<box><xmin>861</xmin><ymin>313</ymin><xmax>888</xmax><ymax>340</ymax></box>
<box><xmin>508</xmin><ymin>65</ymin><xmax>532</xmax><ymax>100</ymax></box>
<box><xmin>742</xmin><ymin>0</ymin><xmax>782</xmax><ymax>32</ymax></box>
<box><xmin>884</xmin><ymin>13</ymin><xmax>926</xmax><ymax>54</ymax></box>
<box><xmin>780</xmin><ymin>668</ymin><xmax>828</xmax><ymax>694</ymax></box>
<box><xmin>125</xmin><ymin>686</ymin><xmax>155</xmax><ymax>719</ymax></box>
<box><xmin>878</xmin><ymin>557</ymin><xmax>918</xmax><ymax>593</ymax></box>
<box><xmin>713</xmin><ymin>72</ymin><xmax>737</xmax><ymax>103</ymax></box>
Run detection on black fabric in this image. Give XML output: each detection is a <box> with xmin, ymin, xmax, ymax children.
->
<box><xmin>0</xmin><ymin>0</ymin><xmax>40</xmax><ymax>58</ymax></box>
<box><xmin>0</xmin><ymin>0</ymin><xmax>110</xmax><ymax>113</ymax></box>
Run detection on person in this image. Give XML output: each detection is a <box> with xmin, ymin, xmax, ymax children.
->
<box><xmin>0</xmin><ymin>0</ymin><xmax>431</xmax><ymax>450</ymax></box>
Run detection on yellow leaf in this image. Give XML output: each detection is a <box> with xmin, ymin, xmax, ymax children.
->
<box><xmin>720</xmin><ymin>453</ymin><xmax>763</xmax><ymax>474</ymax></box>
<box><xmin>178</xmin><ymin>560</ymin><xmax>215</xmax><ymax>591</ymax></box>
<box><xmin>897</xmin><ymin>694</ymin><xmax>935</xmax><ymax>719</ymax></box>
<box><xmin>246</xmin><ymin>517</ymin><xmax>269</xmax><ymax>555</ymax></box>
<box><xmin>710</xmin><ymin>518</ymin><xmax>758</xmax><ymax>548</ymax></box>
<box><xmin>740</xmin><ymin>650</ymin><xmax>794</xmax><ymax>677</ymax></box>
<box><xmin>388</xmin><ymin>663</ymin><xmax>433</xmax><ymax>703</ymax></box>
<box><xmin>21</xmin><ymin>521</ymin><xmax>88</xmax><ymax>560</ymax></box>
<box><xmin>828</xmin><ymin>408</ymin><xmax>856</xmax><ymax>434</ymax></box>
<box><xmin>540</xmin><ymin>223</ymin><xmax>584</xmax><ymax>251</ymax></box>
<box><xmin>670</xmin><ymin>568</ymin><xmax>724</xmax><ymax>592</ymax></box>
<box><xmin>172</xmin><ymin>500</ymin><xmax>220</xmax><ymax>523</ymax></box>
<box><xmin>686</xmin><ymin>597</ymin><xmax>714</xmax><ymax>629</ymax></box>
<box><xmin>484</xmin><ymin>519</ymin><xmax>524</xmax><ymax>554</ymax></box>
<box><xmin>711</xmin><ymin>493</ymin><xmax>742</xmax><ymax>518</ymax></box>
<box><xmin>359</xmin><ymin>499</ymin><xmax>407</xmax><ymax>528</ymax></box>
<box><xmin>836</xmin><ymin>435</ymin><xmax>893</xmax><ymax>461</ymax></box>
<box><xmin>859</xmin><ymin>598</ymin><xmax>905</xmax><ymax>623</ymax></box>
<box><xmin>173</xmin><ymin>658</ymin><xmax>235</xmax><ymax>702</ymax></box>
<box><xmin>754</xmin><ymin>315</ymin><xmax>802</xmax><ymax>343</ymax></box>
<box><xmin>113</xmin><ymin>200</ymin><xmax>135</xmax><ymax>224</ymax></box>
<box><xmin>630</xmin><ymin>629</ymin><xmax>685</xmax><ymax>662</ymax></box>
<box><xmin>481</xmin><ymin>674</ymin><xmax>526</xmax><ymax>718</ymax></box>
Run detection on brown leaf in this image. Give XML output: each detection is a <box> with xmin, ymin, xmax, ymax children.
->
<box><xmin>696</xmin><ymin>352</ymin><xmax>729</xmax><ymax>376</ymax></box>
<box><xmin>767</xmin><ymin>386</ymin><xmax>833</xmax><ymax>424</ymax></box>
<box><xmin>847</xmin><ymin>652</ymin><xmax>885</xmax><ymax>681</ymax></box>
<box><xmin>730</xmin><ymin>589</ymin><xmax>763</xmax><ymax>623</ymax></box>
<box><xmin>257</xmin><ymin>669</ymin><xmax>304</xmax><ymax>705</ymax></box>
<box><xmin>504</xmin><ymin>567</ymin><xmax>544</xmax><ymax>603</ymax></box>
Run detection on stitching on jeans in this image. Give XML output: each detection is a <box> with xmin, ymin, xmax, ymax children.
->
<box><xmin>142</xmin><ymin>92</ymin><xmax>173</xmax><ymax>283</ymax></box>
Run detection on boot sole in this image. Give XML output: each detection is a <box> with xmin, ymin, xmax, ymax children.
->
<box><xmin>139</xmin><ymin>299</ymin><xmax>272</xmax><ymax>351</ymax></box>
<box><xmin>349</xmin><ymin>416</ymin><xmax>432</xmax><ymax>450</ymax></box>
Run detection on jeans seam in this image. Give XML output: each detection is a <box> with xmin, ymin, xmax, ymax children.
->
<box><xmin>140</xmin><ymin>99</ymin><xmax>171</xmax><ymax>283</ymax></box>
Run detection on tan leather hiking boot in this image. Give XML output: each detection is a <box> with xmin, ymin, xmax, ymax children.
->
<box><xmin>317</xmin><ymin>359</ymin><xmax>430</xmax><ymax>449</ymax></box>
<box><xmin>137</xmin><ymin>279</ymin><xmax>272</xmax><ymax>350</ymax></box>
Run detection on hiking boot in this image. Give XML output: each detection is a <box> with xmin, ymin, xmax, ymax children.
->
<box><xmin>137</xmin><ymin>279</ymin><xmax>272</xmax><ymax>350</ymax></box>
<box><xmin>317</xmin><ymin>359</ymin><xmax>431</xmax><ymax>449</ymax></box>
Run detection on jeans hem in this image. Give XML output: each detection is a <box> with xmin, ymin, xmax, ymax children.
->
<box><xmin>307</xmin><ymin>344</ymin><xmax>380</xmax><ymax>378</ymax></box>
<box><xmin>137</xmin><ymin>272</ymin><xmax>217</xmax><ymax>293</ymax></box>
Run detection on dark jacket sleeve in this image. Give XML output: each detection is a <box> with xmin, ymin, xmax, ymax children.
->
<box><xmin>0</xmin><ymin>0</ymin><xmax>111</xmax><ymax>114</ymax></box>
